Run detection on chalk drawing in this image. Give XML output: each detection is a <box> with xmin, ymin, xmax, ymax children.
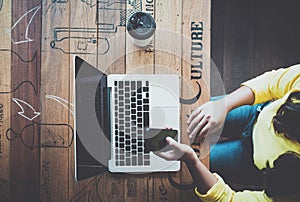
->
<box><xmin>6</xmin><ymin>121</ymin><xmax>74</xmax><ymax>149</ymax></box>
<box><xmin>0</xmin><ymin>50</ymin><xmax>39</xmax><ymax>95</ymax></box>
<box><xmin>12</xmin><ymin>98</ymin><xmax>41</xmax><ymax>121</ymax></box>
<box><xmin>6</xmin><ymin>5</ymin><xmax>41</xmax><ymax>45</ymax></box>
<box><xmin>46</xmin><ymin>94</ymin><xmax>74</xmax><ymax>115</ymax></box>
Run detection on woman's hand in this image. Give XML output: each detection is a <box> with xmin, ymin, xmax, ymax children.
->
<box><xmin>187</xmin><ymin>99</ymin><xmax>227</xmax><ymax>143</ymax></box>
<box><xmin>155</xmin><ymin>137</ymin><xmax>218</xmax><ymax>194</ymax></box>
<box><xmin>155</xmin><ymin>137</ymin><xmax>198</xmax><ymax>164</ymax></box>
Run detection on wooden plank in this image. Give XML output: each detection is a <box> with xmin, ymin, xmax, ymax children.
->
<box><xmin>222</xmin><ymin>0</ymin><xmax>254</xmax><ymax>92</ymax></box>
<box><xmin>40</xmin><ymin>0</ymin><xmax>71</xmax><ymax>201</ymax></box>
<box><xmin>211</xmin><ymin>0</ymin><xmax>225</xmax><ymax>97</ymax></box>
<box><xmin>94</xmin><ymin>1</ymin><xmax>127</xmax><ymax>201</ymax></box>
<box><xmin>0</xmin><ymin>0</ymin><xmax>11</xmax><ymax>201</ymax></box>
<box><xmin>181</xmin><ymin>0</ymin><xmax>211</xmax><ymax>200</ymax></box>
<box><xmin>9</xmin><ymin>0</ymin><xmax>42</xmax><ymax>201</ymax></box>
<box><xmin>152</xmin><ymin>0</ymin><xmax>182</xmax><ymax>201</ymax></box>
<box><xmin>125</xmin><ymin>0</ymin><xmax>154</xmax><ymax>74</ymax></box>
<box><xmin>253</xmin><ymin>0</ymin><xmax>300</xmax><ymax>76</ymax></box>
<box><xmin>123</xmin><ymin>0</ymin><xmax>155</xmax><ymax>201</ymax></box>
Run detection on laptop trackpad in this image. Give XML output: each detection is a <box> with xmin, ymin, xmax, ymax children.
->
<box><xmin>150</xmin><ymin>106</ymin><xmax>178</xmax><ymax>128</ymax></box>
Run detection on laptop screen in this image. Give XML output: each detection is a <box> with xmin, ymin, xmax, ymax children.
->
<box><xmin>74</xmin><ymin>56</ymin><xmax>110</xmax><ymax>181</ymax></box>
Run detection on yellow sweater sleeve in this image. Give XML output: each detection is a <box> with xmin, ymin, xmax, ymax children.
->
<box><xmin>195</xmin><ymin>174</ymin><xmax>272</xmax><ymax>202</ymax></box>
<box><xmin>241</xmin><ymin>64</ymin><xmax>300</xmax><ymax>104</ymax></box>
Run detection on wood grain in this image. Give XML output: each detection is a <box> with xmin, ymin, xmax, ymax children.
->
<box><xmin>10</xmin><ymin>1</ymin><xmax>42</xmax><ymax>201</ymax></box>
<box><xmin>152</xmin><ymin>0</ymin><xmax>182</xmax><ymax>201</ymax></box>
<box><xmin>181</xmin><ymin>0</ymin><xmax>211</xmax><ymax>200</ymax></box>
<box><xmin>0</xmin><ymin>0</ymin><xmax>11</xmax><ymax>201</ymax></box>
<box><xmin>41</xmin><ymin>0</ymin><xmax>70</xmax><ymax>201</ymax></box>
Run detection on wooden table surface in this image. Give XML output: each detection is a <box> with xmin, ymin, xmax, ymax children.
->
<box><xmin>0</xmin><ymin>0</ymin><xmax>210</xmax><ymax>201</ymax></box>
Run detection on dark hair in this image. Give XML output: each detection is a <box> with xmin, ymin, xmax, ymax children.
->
<box><xmin>263</xmin><ymin>152</ymin><xmax>300</xmax><ymax>197</ymax></box>
<box><xmin>273</xmin><ymin>92</ymin><xmax>300</xmax><ymax>142</ymax></box>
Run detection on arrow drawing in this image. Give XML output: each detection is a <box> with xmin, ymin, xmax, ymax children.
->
<box><xmin>12</xmin><ymin>98</ymin><xmax>41</xmax><ymax>121</ymax></box>
<box><xmin>6</xmin><ymin>5</ymin><xmax>41</xmax><ymax>44</ymax></box>
<box><xmin>46</xmin><ymin>95</ymin><xmax>74</xmax><ymax>115</ymax></box>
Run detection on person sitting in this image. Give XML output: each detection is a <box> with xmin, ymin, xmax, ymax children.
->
<box><xmin>157</xmin><ymin>64</ymin><xmax>300</xmax><ymax>201</ymax></box>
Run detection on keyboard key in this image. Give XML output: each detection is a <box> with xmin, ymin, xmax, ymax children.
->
<box><xmin>119</xmin><ymin>81</ymin><xmax>123</xmax><ymax>88</ymax></box>
<box><xmin>132</xmin><ymin>156</ymin><xmax>137</xmax><ymax>165</ymax></box>
<box><xmin>137</xmin><ymin>81</ymin><xmax>142</xmax><ymax>89</ymax></box>
<box><xmin>119</xmin><ymin>132</ymin><xmax>124</xmax><ymax>138</ymax></box>
<box><xmin>138</xmin><ymin>154</ymin><xmax>143</xmax><ymax>165</ymax></box>
<box><xmin>143</xmin><ymin>105</ymin><xmax>149</xmax><ymax>111</ymax></box>
<box><xmin>126</xmin><ymin>158</ymin><xmax>131</xmax><ymax>166</ymax></box>
<box><xmin>143</xmin><ymin>112</ymin><xmax>149</xmax><ymax>128</ymax></box>
<box><xmin>143</xmin><ymin>87</ymin><xmax>149</xmax><ymax>92</ymax></box>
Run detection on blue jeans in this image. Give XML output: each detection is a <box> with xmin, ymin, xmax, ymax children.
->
<box><xmin>209</xmin><ymin>97</ymin><xmax>268</xmax><ymax>187</ymax></box>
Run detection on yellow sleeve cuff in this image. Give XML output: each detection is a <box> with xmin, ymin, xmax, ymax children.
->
<box><xmin>194</xmin><ymin>173</ymin><xmax>234</xmax><ymax>202</ymax></box>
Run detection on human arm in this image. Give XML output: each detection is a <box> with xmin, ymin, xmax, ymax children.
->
<box><xmin>241</xmin><ymin>64</ymin><xmax>300</xmax><ymax>104</ymax></box>
<box><xmin>187</xmin><ymin>85</ymin><xmax>254</xmax><ymax>141</ymax></box>
<box><xmin>187</xmin><ymin>64</ymin><xmax>300</xmax><ymax>141</ymax></box>
<box><xmin>156</xmin><ymin>137</ymin><xmax>272</xmax><ymax>202</ymax></box>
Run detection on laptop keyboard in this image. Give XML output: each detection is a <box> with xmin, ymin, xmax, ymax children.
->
<box><xmin>113</xmin><ymin>80</ymin><xmax>150</xmax><ymax>166</ymax></box>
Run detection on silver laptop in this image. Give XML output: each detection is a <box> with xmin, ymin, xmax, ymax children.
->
<box><xmin>74</xmin><ymin>56</ymin><xmax>180</xmax><ymax>179</ymax></box>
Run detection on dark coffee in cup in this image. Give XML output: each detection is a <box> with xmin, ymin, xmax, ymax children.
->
<box><xmin>127</xmin><ymin>12</ymin><xmax>156</xmax><ymax>47</ymax></box>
